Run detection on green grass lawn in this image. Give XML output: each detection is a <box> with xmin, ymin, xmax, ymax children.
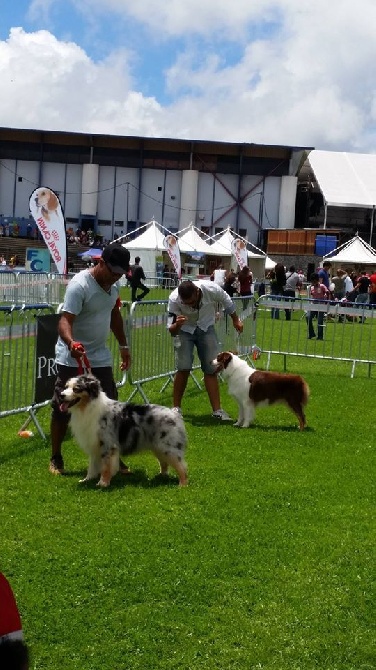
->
<box><xmin>1</xmin><ymin>357</ymin><xmax>375</xmax><ymax>670</ymax></box>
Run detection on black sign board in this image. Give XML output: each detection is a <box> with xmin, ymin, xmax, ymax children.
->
<box><xmin>35</xmin><ymin>314</ymin><xmax>59</xmax><ymax>404</ymax></box>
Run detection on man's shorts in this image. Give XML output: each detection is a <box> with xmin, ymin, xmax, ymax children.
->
<box><xmin>175</xmin><ymin>326</ymin><xmax>219</xmax><ymax>374</ymax></box>
<box><xmin>51</xmin><ymin>365</ymin><xmax>118</xmax><ymax>421</ymax></box>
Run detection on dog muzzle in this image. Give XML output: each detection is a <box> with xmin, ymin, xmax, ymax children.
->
<box><xmin>59</xmin><ymin>397</ymin><xmax>80</xmax><ymax>413</ymax></box>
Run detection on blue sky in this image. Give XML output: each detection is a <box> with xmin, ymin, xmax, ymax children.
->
<box><xmin>0</xmin><ymin>0</ymin><xmax>376</xmax><ymax>152</ymax></box>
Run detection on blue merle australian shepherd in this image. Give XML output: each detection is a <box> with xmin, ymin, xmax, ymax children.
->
<box><xmin>60</xmin><ymin>374</ymin><xmax>188</xmax><ymax>488</ymax></box>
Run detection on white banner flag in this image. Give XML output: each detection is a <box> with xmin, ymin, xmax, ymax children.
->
<box><xmin>231</xmin><ymin>237</ymin><xmax>248</xmax><ymax>270</ymax></box>
<box><xmin>163</xmin><ymin>235</ymin><xmax>181</xmax><ymax>279</ymax></box>
<box><xmin>29</xmin><ymin>187</ymin><xmax>68</xmax><ymax>274</ymax></box>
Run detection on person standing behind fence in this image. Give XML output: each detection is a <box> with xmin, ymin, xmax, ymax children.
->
<box><xmin>130</xmin><ymin>256</ymin><xmax>150</xmax><ymax>302</ymax></box>
<box><xmin>238</xmin><ymin>266</ymin><xmax>253</xmax><ymax>309</ymax></box>
<box><xmin>354</xmin><ymin>270</ymin><xmax>370</xmax><ymax>323</ymax></box>
<box><xmin>270</xmin><ymin>263</ymin><xmax>286</xmax><ymax>319</ymax></box>
<box><xmin>332</xmin><ymin>268</ymin><xmax>346</xmax><ymax>300</ymax></box>
<box><xmin>355</xmin><ymin>270</ymin><xmax>370</xmax><ymax>305</ymax></box>
<box><xmin>343</xmin><ymin>270</ymin><xmax>354</xmax><ymax>297</ymax></box>
<box><xmin>307</xmin><ymin>272</ymin><xmax>329</xmax><ymax>340</ymax></box>
<box><xmin>284</xmin><ymin>266</ymin><xmax>302</xmax><ymax>321</ymax></box>
<box><xmin>318</xmin><ymin>261</ymin><xmax>331</xmax><ymax>289</ymax></box>
<box><xmin>223</xmin><ymin>269</ymin><xmax>238</xmax><ymax>298</ymax></box>
<box><xmin>368</xmin><ymin>270</ymin><xmax>376</xmax><ymax>306</ymax></box>
<box><xmin>49</xmin><ymin>245</ymin><xmax>132</xmax><ymax>475</ymax></box>
<box><xmin>167</xmin><ymin>279</ymin><xmax>243</xmax><ymax>420</ymax></box>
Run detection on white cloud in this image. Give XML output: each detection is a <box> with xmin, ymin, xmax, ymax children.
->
<box><xmin>0</xmin><ymin>28</ymin><xmax>153</xmax><ymax>134</ymax></box>
<box><xmin>2</xmin><ymin>0</ymin><xmax>376</xmax><ymax>152</ymax></box>
<box><xmin>59</xmin><ymin>0</ymin><xmax>277</xmax><ymax>39</ymax></box>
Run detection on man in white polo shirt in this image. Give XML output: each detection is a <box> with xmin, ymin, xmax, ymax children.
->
<box><xmin>167</xmin><ymin>279</ymin><xmax>243</xmax><ymax>420</ymax></box>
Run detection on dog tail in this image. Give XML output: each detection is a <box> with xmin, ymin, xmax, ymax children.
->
<box><xmin>302</xmin><ymin>380</ymin><xmax>310</xmax><ymax>405</ymax></box>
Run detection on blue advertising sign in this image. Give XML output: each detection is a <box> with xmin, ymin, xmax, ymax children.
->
<box><xmin>25</xmin><ymin>248</ymin><xmax>51</xmax><ymax>272</ymax></box>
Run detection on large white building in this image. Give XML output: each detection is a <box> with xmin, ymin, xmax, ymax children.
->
<box><xmin>0</xmin><ymin>127</ymin><xmax>310</xmax><ymax>245</ymax></box>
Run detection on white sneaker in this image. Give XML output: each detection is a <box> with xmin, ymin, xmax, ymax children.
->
<box><xmin>212</xmin><ymin>409</ymin><xmax>232</xmax><ymax>421</ymax></box>
<box><xmin>172</xmin><ymin>407</ymin><xmax>182</xmax><ymax>416</ymax></box>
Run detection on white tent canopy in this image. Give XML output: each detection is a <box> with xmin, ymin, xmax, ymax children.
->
<box><xmin>265</xmin><ymin>255</ymin><xmax>277</xmax><ymax>271</ymax></box>
<box><xmin>122</xmin><ymin>220</ymin><xmax>169</xmax><ymax>275</ymax></box>
<box><xmin>176</xmin><ymin>224</ymin><xmax>213</xmax><ymax>254</ymax></box>
<box><xmin>323</xmin><ymin>234</ymin><xmax>376</xmax><ymax>269</ymax></box>
<box><xmin>208</xmin><ymin>228</ymin><xmax>267</xmax><ymax>278</ymax></box>
<box><xmin>309</xmin><ymin>150</ymin><xmax>376</xmax><ymax>209</ymax></box>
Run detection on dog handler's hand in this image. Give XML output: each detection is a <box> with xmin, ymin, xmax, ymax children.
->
<box><xmin>69</xmin><ymin>341</ymin><xmax>86</xmax><ymax>360</ymax></box>
<box><xmin>231</xmin><ymin>314</ymin><xmax>243</xmax><ymax>333</ymax></box>
<box><xmin>175</xmin><ymin>315</ymin><xmax>187</xmax><ymax>329</ymax></box>
<box><xmin>169</xmin><ymin>315</ymin><xmax>187</xmax><ymax>335</ymax></box>
<box><xmin>119</xmin><ymin>347</ymin><xmax>131</xmax><ymax>371</ymax></box>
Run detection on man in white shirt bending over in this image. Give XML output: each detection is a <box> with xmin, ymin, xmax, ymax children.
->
<box><xmin>168</xmin><ymin>280</ymin><xmax>243</xmax><ymax>420</ymax></box>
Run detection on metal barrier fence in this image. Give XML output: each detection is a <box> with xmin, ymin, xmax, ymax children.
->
<box><xmin>119</xmin><ymin>274</ymin><xmax>179</xmax><ymax>290</ymax></box>
<box><xmin>0</xmin><ymin>271</ymin><xmax>71</xmax><ymax>305</ymax></box>
<box><xmin>0</xmin><ymin>301</ymin><xmax>130</xmax><ymax>436</ymax></box>
<box><xmin>0</xmin><ymin>271</ymin><xmax>181</xmax><ymax>305</ymax></box>
<box><xmin>0</xmin><ymin>304</ymin><xmax>55</xmax><ymax>432</ymax></box>
<box><xmin>255</xmin><ymin>295</ymin><xmax>376</xmax><ymax>376</ymax></box>
<box><xmin>125</xmin><ymin>296</ymin><xmax>257</xmax><ymax>402</ymax></box>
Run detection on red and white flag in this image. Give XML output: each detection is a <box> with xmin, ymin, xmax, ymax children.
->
<box><xmin>163</xmin><ymin>235</ymin><xmax>181</xmax><ymax>279</ymax></box>
<box><xmin>231</xmin><ymin>237</ymin><xmax>248</xmax><ymax>270</ymax></box>
<box><xmin>29</xmin><ymin>187</ymin><xmax>68</xmax><ymax>274</ymax></box>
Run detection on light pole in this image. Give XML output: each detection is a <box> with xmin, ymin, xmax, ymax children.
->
<box><xmin>125</xmin><ymin>182</ymin><xmax>129</xmax><ymax>232</ymax></box>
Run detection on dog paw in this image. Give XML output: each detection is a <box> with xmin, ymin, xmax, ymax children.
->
<box><xmin>97</xmin><ymin>478</ymin><xmax>110</xmax><ymax>488</ymax></box>
<box><xmin>233</xmin><ymin>421</ymin><xmax>242</xmax><ymax>427</ymax></box>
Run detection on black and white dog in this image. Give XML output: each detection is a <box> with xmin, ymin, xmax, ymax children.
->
<box><xmin>213</xmin><ymin>352</ymin><xmax>309</xmax><ymax>430</ymax></box>
<box><xmin>60</xmin><ymin>374</ymin><xmax>188</xmax><ymax>487</ymax></box>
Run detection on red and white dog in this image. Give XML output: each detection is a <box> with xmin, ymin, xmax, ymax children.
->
<box><xmin>213</xmin><ymin>352</ymin><xmax>309</xmax><ymax>430</ymax></box>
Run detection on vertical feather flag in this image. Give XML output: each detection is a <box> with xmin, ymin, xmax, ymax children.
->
<box><xmin>163</xmin><ymin>234</ymin><xmax>181</xmax><ymax>279</ymax></box>
<box><xmin>29</xmin><ymin>187</ymin><xmax>68</xmax><ymax>274</ymax></box>
<box><xmin>231</xmin><ymin>237</ymin><xmax>248</xmax><ymax>270</ymax></box>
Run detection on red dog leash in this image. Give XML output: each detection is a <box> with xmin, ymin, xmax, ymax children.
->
<box><xmin>70</xmin><ymin>341</ymin><xmax>91</xmax><ymax>374</ymax></box>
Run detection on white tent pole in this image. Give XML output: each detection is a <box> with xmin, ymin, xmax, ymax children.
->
<box><xmin>323</xmin><ymin>201</ymin><xmax>327</xmax><ymax>229</ymax></box>
<box><xmin>370</xmin><ymin>206</ymin><xmax>375</xmax><ymax>246</ymax></box>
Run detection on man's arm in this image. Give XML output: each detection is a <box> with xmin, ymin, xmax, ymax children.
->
<box><xmin>110</xmin><ymin>304</ymin><xmax>131</xmax><ymax>370</ymax></box>
<box><xmin>58</xmin><ymin>312</ymin><xmax>85</xmax><ymax>360</ymax></box>
<box><xmin>229</xmin><ymin>311</ymin><xmax>243</xmax><ymax>333</ymax></box>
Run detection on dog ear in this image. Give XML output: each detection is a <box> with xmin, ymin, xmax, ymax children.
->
<box><xmin>85</xmin><ymin>375</ymin><xmax>101</xmax><ymax>398</ymax></box>
<box><xmin>222</xmin><ymin>352</ymin><xmax>233</xmax><ymax>367</ymax></box>
<box><xmin>47</xmin><ymin>190</ymin><xmax>59</xmax><ymax>211</ymax></box>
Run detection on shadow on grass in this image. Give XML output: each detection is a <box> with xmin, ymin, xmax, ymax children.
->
<box><xmin>70</xmin><ymin>467</ymin><xmax>181</xmax><ymax>491</ymax></box>
<box><xmin>183</xmin><ymin>413</ymin><xmax>314</xmax><ymax>433</ymax></box>
<box><xmin>0</xmin><ymin>438</ymin><xmax>47</xmax><ymax>465</ymax></box>
<box><xmin>251</xmin><ymin>424</ymin><xmax>315</xmax><ymax>433</ymax></box>
<box><xmin>183</xmin><ymin>413</ymin><xmax>235</xmax><ymax>426</ymax></box>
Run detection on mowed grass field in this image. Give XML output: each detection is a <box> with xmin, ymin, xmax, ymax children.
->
<box><xmin>1</xmin><ymin>353</ymin><xmax>375</xmax><ymax>670</ymax></box>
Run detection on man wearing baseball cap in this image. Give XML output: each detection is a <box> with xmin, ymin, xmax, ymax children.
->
<box><xmin>50</xmin><ymin>244</ymin><xmax>131</xmax><ymax>475</ymax></box>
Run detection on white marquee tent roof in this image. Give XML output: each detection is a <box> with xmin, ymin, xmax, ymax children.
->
<box><xmin>176</xmin><ymin>224</ymin><xmax>213</xmax><ymax>254</ymax></box>
<box><xmin>208</xmin><ymin>228</ymin><xmax>265</xmax><ymax>259</ymax></box>
<box><xmin>265</xmin><ymin>255</ymin><xmax>277</xmax><ymax>270</ymax></box>
<box><xmin>323</xmin><ymin>234</ymin><xmax>376</xmax><ymax>266</ymax></box>
<box><xmin>122</xmin><ymin>220</ymin><xmax>166</xmax><ymax>251</ymax></box>
<box><xmin>309</xmin><ymin>150</ymin><xmax>376</xmax><ymax>208</ymax></box>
